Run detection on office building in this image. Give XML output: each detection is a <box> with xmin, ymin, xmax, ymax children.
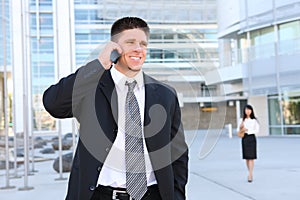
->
<box><xmin>4</xmin><ymin>0</ymin><xmax>219</xmax><ymax>136</ymax></box>
<box><xmin>213</xmin><ymin>0</ymin><xmax>300</xmax><ymax>135</ymax></box>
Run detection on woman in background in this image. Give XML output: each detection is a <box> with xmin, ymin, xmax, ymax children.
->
<box><xmin>239</xmin><ymin>104</ymin><xmax>259</xmax><ymax>182</ymax></box>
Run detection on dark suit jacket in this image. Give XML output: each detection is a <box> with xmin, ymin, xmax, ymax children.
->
<box><xmin>43</xmin><ymin>59</ymin><xmax>188</xmax><ymax>200</ymax></box>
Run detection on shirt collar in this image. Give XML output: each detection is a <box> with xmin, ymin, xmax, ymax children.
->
<box><xmin>110</xmin><ymin>66</ymin><xmax>144</xmax><ymax>90</ymax></box>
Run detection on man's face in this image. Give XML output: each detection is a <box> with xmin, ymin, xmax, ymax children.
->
<box><xmin>114</xmin><ymin>28</ymin><xmax>148</xmax><ymax>76</ymax></box>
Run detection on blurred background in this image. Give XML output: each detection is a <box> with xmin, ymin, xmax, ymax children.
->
<box><xmin>0</xmin><ymin>0</ymin><xmax>300</xmax><ymax>194</ymax></box>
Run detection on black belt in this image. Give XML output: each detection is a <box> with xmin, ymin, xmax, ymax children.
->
<box><xmin>96</xmin><ymin>184</ymin><xmax>158</xmax><ymax>200</ymax></box>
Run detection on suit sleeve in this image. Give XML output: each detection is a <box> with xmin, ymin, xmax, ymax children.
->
<box><xmin>43</xmin><ymin>59</ymin><xmax>105</xmax><ymax>119</ymax></box>
<box><xmin>171</xmin><ymin>92</ymin><xmax>189</xmax><ymax>200</ymax></box>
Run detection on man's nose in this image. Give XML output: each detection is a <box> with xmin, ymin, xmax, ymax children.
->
<box><xmin>133</xmin><ymin>45</ymin><xmax>143</xmax><ymax>51</ymax></box>
<box><xmin>133</xmin><ymin>43</ymin><xmax>145</xmax><ymax>51</ymax></box>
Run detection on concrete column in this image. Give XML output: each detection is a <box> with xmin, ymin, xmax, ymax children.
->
<box><xmin>219</xmin><ymin>39</ymin><xmax>232</xmax><ymax>67</ymax></box>
<box><xmin>235</xmin><ymin>100</ymin><xmax>241</xmax><ymax>129</ymax></box>
<box><xmin>248</xmin><ymin>96</ymin><xmax>269</xmax><ymax>136</ymax></box>
<box><xmin>11</xmin><ymin>0</ymin><xmax>24</xmax><ymax>133</ymax></box>
<box><xmin>53</xmin><ymin>0</ymin><xmax>74</xmax><ymax>133</ymax></box>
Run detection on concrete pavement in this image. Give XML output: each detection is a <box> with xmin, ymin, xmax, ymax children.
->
<box><xmin>0</xmin><ymin>130</ymin><xmax>299</xmax><ymax>200</ymax></box>
<box><xmin>186</xmin><ymin>130</ymin><xmax>300</xmax><ymax>200</ymax></box>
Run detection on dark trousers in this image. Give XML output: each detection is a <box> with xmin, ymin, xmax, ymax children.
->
<box><xmin>91</xmin><ymin>185</ymin><xmax>162</xmax><ymax>200</ymax></box>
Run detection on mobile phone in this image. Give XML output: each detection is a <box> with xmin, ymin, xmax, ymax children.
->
<box><xmin>110</xmin><ymin>50</ymin><xmax>121</xmax><ymax>64</ymax></box>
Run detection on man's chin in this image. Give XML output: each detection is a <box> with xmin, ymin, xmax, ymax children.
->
<box><xmin>128</xmin><ymin>66</ymin><xmax>142</xmax><ymax>72</ymax></box>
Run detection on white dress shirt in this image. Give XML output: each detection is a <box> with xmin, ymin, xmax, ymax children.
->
<box><xmin>239</xmin><ymin>118</ymin><xmax>260</xmax><ymax>135</ymax></box>
<box><xmin>97</xmin><ymin>66</ymin><xmax>157</xmax><ymax>188</ymax></box>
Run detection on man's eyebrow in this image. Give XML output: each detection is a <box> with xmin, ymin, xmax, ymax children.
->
<box><xmin>124</xmin><ymin>38</ymin><xmax>136</xmax><ymax>42</ymax></box>
<box><xmin>124</xmin><ymin>38</ymin><xmax>148</xmax><ymax>45</ymax></box>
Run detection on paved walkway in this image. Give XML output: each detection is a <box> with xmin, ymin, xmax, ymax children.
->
<box><xmin>0</xmin><ymin>130</ymin><xmax>300</xmax><ymax>200</ymax></box>
<box><xmin>186</xmin><ymin>130</ymin><xmax>300</xmax><ymax>200</ymax></box>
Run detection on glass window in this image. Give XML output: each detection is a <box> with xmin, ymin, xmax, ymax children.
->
<box><xmin>282</xmin><ymin>95</ymin><xmax>300</xmax><ymax>125</ymax></box>
<box><xmin>40</xmin><ymin>13</ymin><xmax>53</xmax><ymax>33</ymax></box>
<box><xmin>30</xmin><ymin>13</ymin><xmax>53</xmax><ymax>35</ymax></box>
<box><xmin>163</xmin><ymin>33</ymin><xmax>174</xmax><ymax>40</ymax></box>
<box><xmin>249</xmin><ymin>26</ymin><xmax>275</xmax><ymax>59</ymax></box>
<box><xmin>32</xmin><ymin>62</ymin><xmax>54</xmax><ymax>78</ymax></box>
<box><xmin>279</xmin><ymin>20</ymin><xmax>300</xmax><ymax>41</ymax></box>
<box><xmin>237</xmin><ymin>33</ymin><xmax>247</xmax><ymax>49</ymax></box>
<box><xmin>237</xmin><ymin>34</ymin><xmax>248</xmax><ymax>63</ymax></box>
<box><xmin>149</xmin><ymin>49</ymin><xmax>163</xmax><ymax>60</ymax></box>
<box><xmin>32</xmin><ymin>92</ymin><xmax>56</xmax><ymax>131</ymax></box>
<box><xmin>250</xmin><ymin>26</ymin><xmax>274</xmax><ymax>46</ymax></box>
<box><xmin>178</xmin><ymin>49</ymin><xmax>194</xmax><ymax>59</ymax></box>
<box><xmin>39</xmin><ymin>0</ymin><xmax>52</xmax><ymax>6</ymax></box>
<box><xmin>75</xmin><ymin>10</ymin><xmax>89</xmax><ymax>21</ymax></box>
<box><xmin>178</xmin><ymin>33</ymin><xmax>189</xmax><ymax>40</ymax></box>
<box><xmin>30</xmin><ymin>0</ymin><xmax>52</xmax><ymax>11</ymax></box>
<box><xmin>268</xmin><ymin>94</ymin><xmax>300</xmax><ymax>135</ymax></box>
<box><xmin>28</xmin><ymin>1</ymin><xmax>54</xmax><ymax>131</ymax></box>
<box><xmin>75</xmin><ymin>33</ymin><xmax>89</xmax><ymax>40</ymax></box>
<box><xmin>268</xmin><ymin>97</ymin><xmax>282</xmax><ymax>126</ymax></box>
<box><xmin>29</xmin><ymin>0</ymin><xmax>52</xmax><ymax>6</ymax></box>
<box><xmin>164</xmin><ymin>50</ymin><xmax>175</xmax><ymax>59</ymax></box>
<box><xmin>31</xmin><ymin>37</ymin><xmax>54</xmax><ymax>54</ymax></box>
<box><xmin>31</xmin><ymin>65</ymin><xmax>55</xmax><ymax>131</ymax></box>
<box><xmin>75</xmin><ymin>9</ymin><xmax>97</xmax><ymax>23</ymax></box>
<box><xmin>75</xmin><ymin>0</ymin><xmax>97</xmax><ymax>4</ymax></box>
<box><xmin>0</xmin><ymin>0</ymin><xmax>11</xmax><ymax>65</ymax></box>
<box><xmin>150</xmin><ymin>33</ymin><xmax>162</xmax><ymax>42</ymax></box>
<box><xmin>278</xmin><ymin>20</ymin><xmax>300</xmax><ymax>55</ymax></box>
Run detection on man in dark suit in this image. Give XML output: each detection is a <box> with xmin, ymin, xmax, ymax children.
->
<box><xmin>43</xmin><ymin>17</ymin><xmax>188</xmax><ymax>200</ymax></box>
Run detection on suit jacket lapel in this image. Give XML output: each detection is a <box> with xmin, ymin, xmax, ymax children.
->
<box><xmin>97</xmin><ymin>72</ymin><xmax>161</xmax><ymax>145</ymax></box>
<box><xmin>98</xmin><ymin>70</ymin><xmax>118</xmax><ymax>126</ymax></box>
<box><xmin>143</xmin><ymin>74</ymin><xmax>161</xmax><ymax>141</ymax></box>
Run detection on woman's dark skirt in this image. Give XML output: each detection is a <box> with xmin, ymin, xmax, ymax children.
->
<box><xmin>242</xmin><ymin>133</ymin><xmax>257</xmax><ymax>159</ymax></box>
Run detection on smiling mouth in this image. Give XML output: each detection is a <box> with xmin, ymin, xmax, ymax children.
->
<box><xmin>130</xmin><ymin>56</ymin><xmax>141</xmax><ymax>60</ymax></box>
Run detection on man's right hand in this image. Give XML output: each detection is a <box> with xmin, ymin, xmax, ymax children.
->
<box><xmin>98</xmin><ymin>41</ymin><xmax>122</xmax><ymax>70</ymax></box>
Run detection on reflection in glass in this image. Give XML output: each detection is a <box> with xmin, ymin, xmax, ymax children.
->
<box><xmin>269</xmin><ymin>94</ymin><xmax>300</xmax><ymax>135</ymax></box>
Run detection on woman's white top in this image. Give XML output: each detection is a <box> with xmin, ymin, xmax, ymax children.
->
<box><xmin>239</xmin><ymin>118</ymin><xmax>260</xmax><ymax>135</ymax></box>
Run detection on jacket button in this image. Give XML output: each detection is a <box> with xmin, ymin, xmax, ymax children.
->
<box><xmin>105</xmin><ymin>147</ymin><xmax>110</xmax><ymax>152</ymax></box>
<box><xmin>97</xmin><ymin>166</ymin><xmax>102</xmax><ymax>172</ymax></box>
<box><xmin>89</xmin><ymin>186</ymin><xmax>96</xmax><ymax>191</ymax></box>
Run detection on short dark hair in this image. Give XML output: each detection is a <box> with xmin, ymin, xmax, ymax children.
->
<box><xmin>111</xmin><ymin>17</ymin><xmax>150</xmax><ymax>41</ymax></box>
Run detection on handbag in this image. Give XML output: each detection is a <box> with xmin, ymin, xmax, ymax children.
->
<box><xmin>237</xmin><ymin>121</ymin><xmax>245</xmax><ymax>138</ymax></box>
<box><xmin>237</xmin><ymin>128</ymin><xmax>245</xmax><ymax>138</ymax></box>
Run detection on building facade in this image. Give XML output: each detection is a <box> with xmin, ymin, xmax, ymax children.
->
<box><xmin>214</xmin><ymin>0</ymin><xmax>300</xmax><ymax>135</ymax></box>
<box><xmin>5</xmin><ymin>0</ymin><xmax>300</xmax><ymax>137</ymax></box>
<box><xmin>0</xmin><ymin>0</ymin><xmax>12</xmax><ymax>136</ymax></box>
<box><xmin>4</xmin><ymin>0</ymin><xmax>221</xmax><ymax>137</ymax></box>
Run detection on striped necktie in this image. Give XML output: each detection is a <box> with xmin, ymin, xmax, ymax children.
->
<box><xmin>125</xmin><ymin>80</ymin><xmax>147</xmax><ymax>200</ymax></box>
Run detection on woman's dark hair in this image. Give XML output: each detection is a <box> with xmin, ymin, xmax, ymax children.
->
<box><xmin>242</xmin><ymin>104</ymin><xmax>257</xmax><ymax>121</ymax></box>
<box><xmin>110</xmin><ymin>17</ymin><xmax>150</xmax><ymax>41</ymax></box>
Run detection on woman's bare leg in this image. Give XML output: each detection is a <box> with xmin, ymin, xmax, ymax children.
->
<box><xmin>246</xmin><ymin>159</ymin><xmax>254</xmax><ymax>182</ymax></box>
